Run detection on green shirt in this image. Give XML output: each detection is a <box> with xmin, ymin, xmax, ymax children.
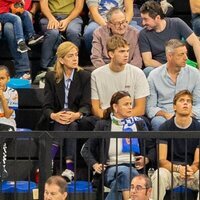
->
<box><xmin>49</xmin><ymin>0</ymin><xmax>75</xmax><ymax>16</ymax></box>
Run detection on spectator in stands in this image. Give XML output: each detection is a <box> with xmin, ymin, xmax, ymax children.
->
<box><xmin>91</xmin><ymin>7</ymin><xmax>142</xmax><ymax>68</ymax></box>
<box><xmin>190</xmin><ymin>0</ymin><xmax>200</xmax><ymax>37</ymax></box>
<box><xmin>81</xmin><ymin>91</ymin><xmax>155</xmax><ymax>200</ymax></box>
<box><xmin>39</xmin><ymin>0</ymin><xmax>84</xmax><ymax>71</ymax></box>
<box><xmin>130</xmin><ymin>174</ymin><xmax>152</xmax><ymax>200</ymax></box>
<box><xmin>44</xmin><ymin>175</ymin><xmax>67</xmax><ymax>200</ymax></box>
<box><xmin>0</xmin><ymin>65</ymin><xmax>18</xmax><ymax>131</ymax></box>
<box><xmin>146</xmin><ymin>39</ymin><xmax>200</xmax><ymax>131</ymax></box>
<box><xmin>0</xmin><ymin>0</ymin><xmax>41</xmax><ymax>80</ymax></box>
<box><xmin>151</xmin><ymin>90</ymin><xmax>200</xmax><ymax>200</ymax></box>
<box><xmin>84</xmin><ymin>0</ymin><xmax>142</xmax><ymax>55</ymax></box>
<box><xmin>91</xmin><ymin>35</ymin><xmax>149</xmax><ymax>119</ymax></box>
<box><xmin>41</xmin><ymin>41</ymin><xmax>95</xmax><ymax>178</ymax></box>
<box><xmin>139</xmin><ymin>0</ymin><xmax>200</xmax><ymax>76</ymax></box>
<box><xmin>0</xmin><ymin>0</ymin><xmax>43</xmax><ymax>53</ymax></box>
<box><xmin>2</xmin><ymin>23</ymin><xmax>31</xmax><ymax>79</ymax></box>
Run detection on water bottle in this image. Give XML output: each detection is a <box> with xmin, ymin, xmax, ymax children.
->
<box><xmin>148</xmin><ymin>168</ymin><xmax>155</xmax><ymax>178</ymax></box>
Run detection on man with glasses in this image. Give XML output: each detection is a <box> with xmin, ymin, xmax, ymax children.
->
<box><xmin>138</xmin><ymin>0</ymin><xmax>200</xmax><ymax>76</ymax></box>
<box><xmin>83</xmin><ymin>0</ymin><xmax>142</xmax><ymax>56</ymax></box>
<box><xmin>151</xmin><ymin>90</ymin><xmax>200</xmax><ymax>200</ymax></box>
<box><xmin>44</xmin><ymin>176</ymin><xmax>67</xmax><ymax>200</ymax></box>
<box><xmin>130</xmin><ymin>174</ymin><xmax>152</xmax><ymax>200</ymax></box>
<box><xmin>91</xmin><ymin>7</ymin><xmax>142</xmax><ymax>68</ymax></box>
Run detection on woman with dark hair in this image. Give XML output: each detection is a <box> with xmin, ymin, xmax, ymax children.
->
<box><xmin>81</xmin><ymin>91</ymin><xmax>156</xmax><ymax>200</ymax></box>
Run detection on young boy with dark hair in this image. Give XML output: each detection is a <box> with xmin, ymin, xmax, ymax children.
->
<box><xmin>0</xmin><ymin>65</ymin><xmax>18</xmax><ymax>131</ymax></box>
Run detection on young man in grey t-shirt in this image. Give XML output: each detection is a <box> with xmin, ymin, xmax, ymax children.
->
<box><xmin>91</xmin><ymin>35</ymin><xmax>149</xmax><ymax>119</ymax></box>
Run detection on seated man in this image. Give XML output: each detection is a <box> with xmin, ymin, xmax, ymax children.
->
<box><xmin>84</xmin><ymin>0</ymin><xmax>142</xmax><ymax>55</ymax></box>
<box><xmin>139</xmin><ymin>1</ymin><xmax>200</xmax><ymax>76</ymax></box>
<box><xmin>190</xmin><ymin>0</ymin><xmax>200</xmax><ymax>36</ymax></box>
<box><xmin>130</xmin><ymin>174</ymin><xmax>152</xmax><ymax>200</ymax></box>
<box><xmin>39</xmin><ymin>0</ymin><xmax>84</xmax><ymax>70</ymax></box>
<box><xmin>146</xmin><ymin>39</ymin><xmax>200</xmax><ymax>131</ymax></box>
<box><xmin>91</xmin><ymin>35</ymin><xmax>149</xmax><ymax>119</ymax></box>
<box><xmin>151</xmin><ymin>90</ymin><xmax>200</xmax><ymax>200</ymax></box>
<box><xmin>44</xmin><ymin>176</ymin><xmax>67</xmax><ymax>200</ymax></box>
<box><xmin>91</xmin><ymin>7</ymin><xmax>142</xmax><ymax>68</ymax></box>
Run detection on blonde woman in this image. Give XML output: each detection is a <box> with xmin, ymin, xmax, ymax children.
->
<box><xmin>42</xmin><ymin>41</ymin><xmax>94</xmax><ymax>179</ymax></box>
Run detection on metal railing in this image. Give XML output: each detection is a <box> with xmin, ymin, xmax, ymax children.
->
<box><xmin>0</xmin><ymin>131</ymin><xmax>199</xmax><ymax>200</ymax></box>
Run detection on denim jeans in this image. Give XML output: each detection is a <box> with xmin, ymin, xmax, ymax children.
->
<box><xmin>83</xmin><ymin>19</ymin><xmax>142</xmax><ymax>56</ymax></box>
<box><xmin>151</xmin><ymin>116</ymin><xmax>166</xmax><ymax>131</ymax></box>
<box><xmin>104</xmin><ymin>165</ymin><xmax>138</xmax><ymax>200</ymax></box>
<box><xmin>40</xmin><ymin>16</ymin><xmax>83</xmax><ymax>69</ymax></box>
<box><xmin>3</xmin><ymin>23</ymin><xmax>30</xmax><ymax>75</ymax></box>
<box><xmin>191</xmin><ymin>14</ymin><xmax>200</xmax><ymax>37</ymax></box>
<box><xmin>0</xmin><ymin>11</ymin><xmax>35</xmax><ymax>43</ymax></box>
<box><xmin>143</xmin><ymin>66</ymin><xmax>155</xmax><ymax>77</ymax></box>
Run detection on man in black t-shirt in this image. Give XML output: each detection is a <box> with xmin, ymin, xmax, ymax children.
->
<box><xmin>138</xmin><ymin>1</ymin><xmax>200</xmax><ymax>77</ymax></box>
<box><xmin>151</xmin><ymin>90</ymin><xmax>200</xmax><ymax>200</ymax></box>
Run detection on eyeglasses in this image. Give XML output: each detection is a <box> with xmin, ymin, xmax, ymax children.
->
<box><xmin>109</xmin><ymin>20</ymin><xmax>127</xmax><ymax>28</ymax></box>
<box><xmin>131</xmin><ymin>185</ymin><xmax>148</xmax><ymax>192</ymax></box>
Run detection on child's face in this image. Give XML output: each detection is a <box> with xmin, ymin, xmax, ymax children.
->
<box><xmin>0</xmin><ymin>69</ymin><xmax>9</xmax><ymax>90</ymax></box>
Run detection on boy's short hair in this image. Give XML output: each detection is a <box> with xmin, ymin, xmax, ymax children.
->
<box><xmin>0</xmin><ymin>65</ymin><xmax>10</xmax><ymax>76</ymax></box>
<box><xmin>173</xmin><ymin>90</ymin><xmax>193</xmax><ymax>105</ymax></box>
<box><xmin>106</xmin><ymin>35</ymin><xmax>129</xmax><ymax>53</ymax></box>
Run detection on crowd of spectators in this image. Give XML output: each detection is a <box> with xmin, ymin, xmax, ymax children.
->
<box><xmin>1</xmin><ymin>0</ymin><xmax>200</xmax><ymax>199</ymax></box>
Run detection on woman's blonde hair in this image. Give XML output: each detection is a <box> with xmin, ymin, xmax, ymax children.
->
<box><xmin>54</xmin><ymin>41</ymin><xmax>81</xmax><ymax>83</ymax></box>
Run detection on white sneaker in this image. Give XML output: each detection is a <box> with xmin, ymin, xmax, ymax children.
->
<box><xmin>61</xmin><ymin>169</ymin><xmax>74</xmax><ymax>182</ymax></box>
<box><xmin>20</xmin><ymin>72</ymin><xmax>32</xmax><ymax>83</ymax></box>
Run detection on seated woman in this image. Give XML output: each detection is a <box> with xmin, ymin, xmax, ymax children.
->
<box><xmin>40</xmin><ymin>41</ymin><xmax>95</xmax><ymax>178</ymax></box>
<box><xmin>81</xmin><ymin>91</ymin><xmax>156</xmax><ymax>200</ymax></box>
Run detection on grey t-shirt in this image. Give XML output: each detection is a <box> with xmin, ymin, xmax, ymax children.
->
<box><xmin>139</xmin><ymin>18</ymin><xmax>193</xmax><ymax>64</ymax></box>
<box><xmin>91</xmin><ymin>64</ymin><xmax>149</xmax><ymax>109</ymax></box>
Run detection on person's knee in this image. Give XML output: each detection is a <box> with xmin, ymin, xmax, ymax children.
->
<box><xmin>151</xmin><ymin>116</ymin><xmax>166</xmax><ymax>131</ymax></box>
<box><xmin>84</xmin><ymin>23</ymin><xmax>98</xmax><ymax>37</ymax></box>
<box><xmin>117</xmin><ymin>166</ymin><xmax>138</xmax><ymax>180</ymax></box>
<box><xmin>21</xmin><ymin>10</ymin><xmax>30</xmax><ymax>18</ymax></box>
<box><xmin>4</xmin><ymin>22</ymin><xmax>14</xmax><ymax>32</ymax></box>
<box><xmin>45</xmin><ymin>29</ymin><xmax>59</xmax><ymax>38</ymax></box>
<box><xmin>15</xmin><ymin>15</ymin><xmax>22</xmax><ymax>24</ymax></box>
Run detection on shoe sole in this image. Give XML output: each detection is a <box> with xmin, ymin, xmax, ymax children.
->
<box><xmin>17</xmin><ymin>46</ymin><xmax>31</xmax><ymax>53</ymax></box>
<box><xmin>28</xmin><ymin>35</ymin><xmax>44</xmax><ymax>45</ymax></box>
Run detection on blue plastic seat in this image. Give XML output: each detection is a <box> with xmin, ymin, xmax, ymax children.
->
<box><xmin>7</xmin><ymin>78</ymin><xmax>31</xmax><ymax>89</ymax></box>
<box><xmin>0</xmin><ymin>181</ymin><xmax>36</xmax><ymax>193</ymax></box>
<box><xmin>67</xmin><ymin>181</ymin><xmax>93</xmax><ymax>193</ymax></box>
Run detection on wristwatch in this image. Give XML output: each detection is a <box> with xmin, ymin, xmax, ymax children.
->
<box><xmin>79</xmin><ymin>113</ymin><xmax>83</xmax><ymax>119</ymax></box>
